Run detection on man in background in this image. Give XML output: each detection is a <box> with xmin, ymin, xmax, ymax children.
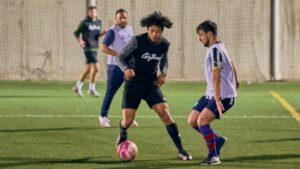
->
<box><xmin>73</xmin><ymin>6</ymin><xmax>105</xmax><ymax>97</ymax></box>
<box><xmin>98</xmin><ymin>8</ymin><xmax>138</xmax><ymax>128</ymax></box>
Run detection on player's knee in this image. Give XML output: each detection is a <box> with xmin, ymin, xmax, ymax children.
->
<box><xmin>93</xmin><ymin>66</ymin><xmax>99</xmax><ymax>73</ymax></box>
<box><xmin>160</xmin><ymin>112</ymin><xmax>174</xmax><ymax>124</ymax></box>
<box><xmin>123</xmin><ymin>119</ymin><xmax>133</xmax><ymax>128</ymax></box>
<box><xmin>197</xmin><ymin>115</ymin><xmax>209</xmax><ymax>126</ymax></box>
<box><xmin>187</xmin><ymin>115</ymin><xmax>197</xmax><ymax>127</ymax></box>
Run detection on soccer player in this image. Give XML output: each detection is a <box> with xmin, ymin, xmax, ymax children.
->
<box><xmin>115</xmin><ymin>11</ymin><xmax>192</xmax><ymax>160</ymax></box>
<box><xmin>98</xmin><ymin>8</ymin><xmax>138</xmax><ymax>128</ymax></box>
<box><xmin>73</xmin><ymin>6</ymin><xmax>105</xmax><ymax>97</ymax></box>
<box><xmin>187</xmin><ymin>20</ymin><xmax>239</xmax><ymax>165</ymax></box>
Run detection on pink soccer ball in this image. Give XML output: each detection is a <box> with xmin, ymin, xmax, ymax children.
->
<box><xmin>117</xmin><ymin>140</ymin><xmax>138</xmax><ymax>162</ymax></box>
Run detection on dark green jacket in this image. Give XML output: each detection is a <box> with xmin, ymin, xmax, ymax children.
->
<box><xmin>74</xmin><ymin>17</ymin><xmax>102</xmax><ymax>50</ymax></box>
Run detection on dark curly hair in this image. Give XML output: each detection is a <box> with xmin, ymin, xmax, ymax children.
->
<box><xmin>140</xmin><ymin>11</ymin><xmax>173</xmax><ymax>30</ymax></box>
<box><xmin>196</xmin><ymin>20</ymin><xmax>218</xmax><ymax>35</ymax></box>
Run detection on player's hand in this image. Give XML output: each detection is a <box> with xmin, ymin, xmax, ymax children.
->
<box><xmin>79</xmin><ymin>39</ymin><xmax>85</xmax><ymax>48</ymax></box>
<box><xmin>124</xmin><ymin>69</ymin><xmax>135</xmax><ymax>80</ymax></box>
<box><xmin>236</xmin><ymin>80</ymin><xmax>240</xmax><ymax>89</ymax></box>
<box><xmin>216</xmin><ymin>100</ymin><xmax>224</xmax><ymax>119</ymax></box>
<box><xmin>155</xmin><ymin>73</ymin><xmax>166</xmax><ymax>87</ymax></box>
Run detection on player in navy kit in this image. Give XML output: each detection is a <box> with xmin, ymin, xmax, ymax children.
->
<box><xmin>116</xmin><ymin>11</ymin><xmax>192</xmax><ymax>160</ymax></box>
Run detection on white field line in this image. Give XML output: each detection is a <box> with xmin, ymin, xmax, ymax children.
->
<box><xmin>0</xmin><ymin>114</ymin><xmax>294</xmax><ymax>119</ymax></box>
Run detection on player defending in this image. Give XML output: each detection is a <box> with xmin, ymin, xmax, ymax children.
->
<box><xmin>115</xmin><ymin>11</ymin><xmax>192</xmax><ymax>160</ymax></box>
<box><xmin>187</xmin><ymin>20</ymin><xmax>239</xmax><ymax>165</ymax></box>
<box><xmin>73</xmin><ymin>6</ymin><xmax>105</xmax><ymax>97</ymax></box>
<box><xmin>98</xmin><ymin>9</ymin><xmax>138</xmax><ymax>128</ymax></box>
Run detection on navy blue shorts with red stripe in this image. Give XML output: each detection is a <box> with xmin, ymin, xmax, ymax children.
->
<box><xmin>192</xmin><ymin>96</ymin><xmax>235</xmax><ymax>119</ymax></box>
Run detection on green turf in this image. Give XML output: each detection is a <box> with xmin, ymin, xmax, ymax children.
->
<box><xmin>0</xmin><ymin>81</ymin><xmax>299</xmax><ymax>169</ymax></box>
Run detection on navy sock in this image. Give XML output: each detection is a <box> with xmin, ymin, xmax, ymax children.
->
<box><xmin>166</xmin><ymin>123</ymin><xmax>184</xmax><ymax>152</ymax></box>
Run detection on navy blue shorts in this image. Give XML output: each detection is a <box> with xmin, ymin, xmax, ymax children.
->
<box><xmin>192</xmin><ymin>96</ymin><xmax>235</xmax><ymax>119</ymax></box>
<box><xmin>122</xmin><ymin>83</ymin><xmax>166</xmax><ymax>109</ymax></box>
<box><xmin>84</xmin><ymin>50</ymin><xmax>98</xmax><ymax>64</ymax></box>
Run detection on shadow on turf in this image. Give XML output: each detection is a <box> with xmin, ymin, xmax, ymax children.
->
<box><xmin>251</xmin><ymin>137</ymin><xmax>300</xmax><ymax>143</ymax></box>
<box><xmin>0</xmin><ymin>126</ymin><xmax>100</xmax><ymax>133</ymax></box>
<box><xmin>223</xmin><ymin>153</ymin><xmax>300</xmax><ymax>162</ymax></box>
<box><xmin>0</xmin><ymin>156</ymin><xmax>198</xmax><ymax>169</ymax></box>
<box><xmin>0</xmin><ymin>95</ymin><xmax>74</xmax><ymax>98</ymax></box>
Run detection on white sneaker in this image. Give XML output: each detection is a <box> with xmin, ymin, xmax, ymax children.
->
<box><xmin>131</xmin><ymin>120</ymin><xmax>139</xmax><ymax>127</ymax></box>
<box><xmin>99</xmin><ymin>116</ymin><xmax>111</xmax><ymax>128</ymax></box>
<box><xmin>200</xmin><ymin>156</ymin><xmax>221</xmax><ymax>165</ymax></box>
<box><xmin>88</xmin><ymin>90</ymin><xmax>100</xmax><ymax>97</ymax></box>
<box><xmin>73</xmin><ymin>86</ymin><xmax>83</xmax><ymax>97</ymax></box>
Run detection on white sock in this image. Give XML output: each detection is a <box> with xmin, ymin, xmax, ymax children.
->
<box><xmin>89</xmin><ymin>83</ymin><xmax>94</xmax><ymax>91</ymax></box>
<box><xmin>92</xmin><ymin>83</ymin><xmax>96</xmax><ymax>91</ymax></box>
<box><xmin>76</xmin><ymin>80</ymin><xmax>83</xmax><ymax>90</ymax></box>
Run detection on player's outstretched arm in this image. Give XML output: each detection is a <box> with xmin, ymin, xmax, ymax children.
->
<box><xmin>116</xmin><ymin>37</ymin><xmax>138</xmax><ymax>71</ymax></box>
<box><xmin>231</xmin><ymin>61</ymin><xmax>240</xmax><ymax>89</ymax></box>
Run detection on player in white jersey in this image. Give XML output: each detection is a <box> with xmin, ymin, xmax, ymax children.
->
<box><xmin>187</xmin><ymin>20</ymin><xmax>239</xmax><ymax>165</ymax></box>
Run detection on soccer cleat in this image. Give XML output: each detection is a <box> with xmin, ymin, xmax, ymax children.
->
<box><xmin>73</xmin><ymin>86</ymin><xmax>83</xmax><ymax>97</ymax></box>
<box><xmin>200</xmin><ymin>156</ymin><xmax>221</xmax><ymax>166</ymax></box>
<box><xmin>99</xmin><ymin>116</ymin><xmax>111</xmax><ymax>128</ymax></box>
<box><xmin>88</xmin><ymin>90</ymin><xmax>100</xmax><ymax>97</ymax></box>
<box><xmin>130</xmin><ymin>120</ymin><xmax>139</xmax><ymax>127</ymax></box>
<box><xmin>216</xmin><ymin>137</ymin><xmax>227</xmax><ymax>156</ymax></box>
<box><xmin>178</xmin><ymin>150</ymin><xmax>192</xmax><ymax>160</ymax></box>
<box><xmin>115</xmin><ymin>134</ymin><xmax>127</xmax><ymax>149</ymax></box>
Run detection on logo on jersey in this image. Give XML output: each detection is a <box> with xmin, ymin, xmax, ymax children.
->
<box><xmin>141</xmin><ymin>52</ymin><xmax>162</xmax><ymax>62</ymax></box>
<box><xmin>88</xmin><ymin>25</ymin><xmax>101</xmax><ymax>31</ymax></box>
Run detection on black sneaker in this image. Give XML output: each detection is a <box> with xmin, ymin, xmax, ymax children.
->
<box><xmin>200</xmin><ymin>156</ymin><xmax>221</xmax><ymax>165</ymax></box>
<box><xmin>178</xmin><ymin>150</ymin><xmax>192</xmax><ymax>160</ymax></box>
<box><xmin>216</xmin><ymin>137</ymin><xmax>227</xmax><ymax>156</ymax></box>
<box><xmin>115</xmin><ymin>134</ymin><xmax>127</xmax><ymax>149</ymax></box>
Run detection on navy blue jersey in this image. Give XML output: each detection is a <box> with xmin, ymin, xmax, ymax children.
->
<box><xmin>117</xmin><ymin>33</ymin><xmax>169</xmax><ymax>84</ymax></box>
<box><xmin>74</xmin><ymin>17</ymin><xmax>102</xmax><ymax>50</ymax></box>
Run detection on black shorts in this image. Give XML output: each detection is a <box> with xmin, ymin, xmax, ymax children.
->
<box><xmin>84</xmin><ymin>50</ymin><xmax>98</xmax><ymax>64</ymax></box>
<box><xmin>122</xmin><ymin>82</ymin><xmax>166</xmax><ymax>109</ymax></box>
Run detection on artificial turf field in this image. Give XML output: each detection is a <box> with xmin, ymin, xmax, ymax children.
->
<box><xmin>0</xmin><ymin>81</ymin><xmax>299</xmax><ymax>169</ymax></box>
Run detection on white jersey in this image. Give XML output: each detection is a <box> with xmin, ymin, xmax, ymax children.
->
<box><xmin>204</xmin><ymin>42</ymin><xmax>237</xmax><ymax>98</ymax></box>
<box><xmin>107</xmin><ymin>25</ymin><xmax>134</xmax><ymax>65</ymax></box>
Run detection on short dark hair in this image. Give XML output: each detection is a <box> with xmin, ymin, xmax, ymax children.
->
<box><xmin>88</xmin><ymin>6</ymin><xmax>97</xmax><ymax>11</ymax></box>
<box><xmin>140</xmin><ymin>11</ymin><xmax>173</xmax><ymax>30</ymax></box>
<box><xmin>196</xmin><ymin>20</ymin><xmax>217</xmax><ymax>35</ymax></box>
<box><xmin>115</xmin><ymin>8</ymin><xmax>127</xmax><ymax>15</ymax></box>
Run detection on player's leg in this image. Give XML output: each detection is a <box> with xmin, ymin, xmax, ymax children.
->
<box><xmin>116</xmin><ymin>108</ymin><xmax>136</xmax><ymax>146</ymax></box>
<box><xmin>86</xmin><ymin>51</ymin><xmax>100</xmax><ymax>97</ymax></box>
<box><xmin>99</xmin><ymin>65</ymin><xmax>124</xmax><ymax>127</ymax></box>
<box><xmin>187</xmin><ymin>96</ymin><xmax>208</xmax><ymax>132</ymax></box>
<box><xmin>152</xmin><ymin>103</ymin><xmax>192</xmax><ymax>160</ymax></box>
<box><xmin>116</xmin><ymin>82</ymin><xmax>142</xmax><ymax>146</ymax></box>
<box><xmin>198</xmin><ymin>98</ymin><xmax>235</xmax><ymax>165</ymax></box>
<box><xmin>145</xmin><ymin>84</ymin><xmax>191</xmax><ymax>160</ymax></box>
<box><xmin>73</xmin><ymin>64</ymin><xmax>91</xmax><ymax>97</ymax></box>
<box><xmin>197</xmin><ymin>108</ymin><xmax>221</xmax><ymax>165</ymax></box>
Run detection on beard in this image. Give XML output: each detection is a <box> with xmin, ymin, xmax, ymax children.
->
<box><xmin>204</xmin><ymin>41</ymin><xmax>209</xmax><ymax>47</ymax></box>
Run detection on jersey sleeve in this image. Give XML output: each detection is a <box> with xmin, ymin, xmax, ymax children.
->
<box><xmin>210</xmin><ymin>48</ymin><xmax>223</xmax><ymax>70</ymax></box>
<box><xmin>74</xmin><ymin>21</ymin><xmax>85</xmax><ymax>38</ymax></box>
<box><xmin>159</xmin><ymin>45</ymin><xmax>169</xmax><ymax>75</ymax></box>
<box><xmin>102</xmin><ymin>29</ymin><xmax>115</xmax><ymax>46</ymax></box>
<box><xmin>116</xmin><ymin>37</ymin><xmax>138</xmax><ymax>71</ymax></box>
